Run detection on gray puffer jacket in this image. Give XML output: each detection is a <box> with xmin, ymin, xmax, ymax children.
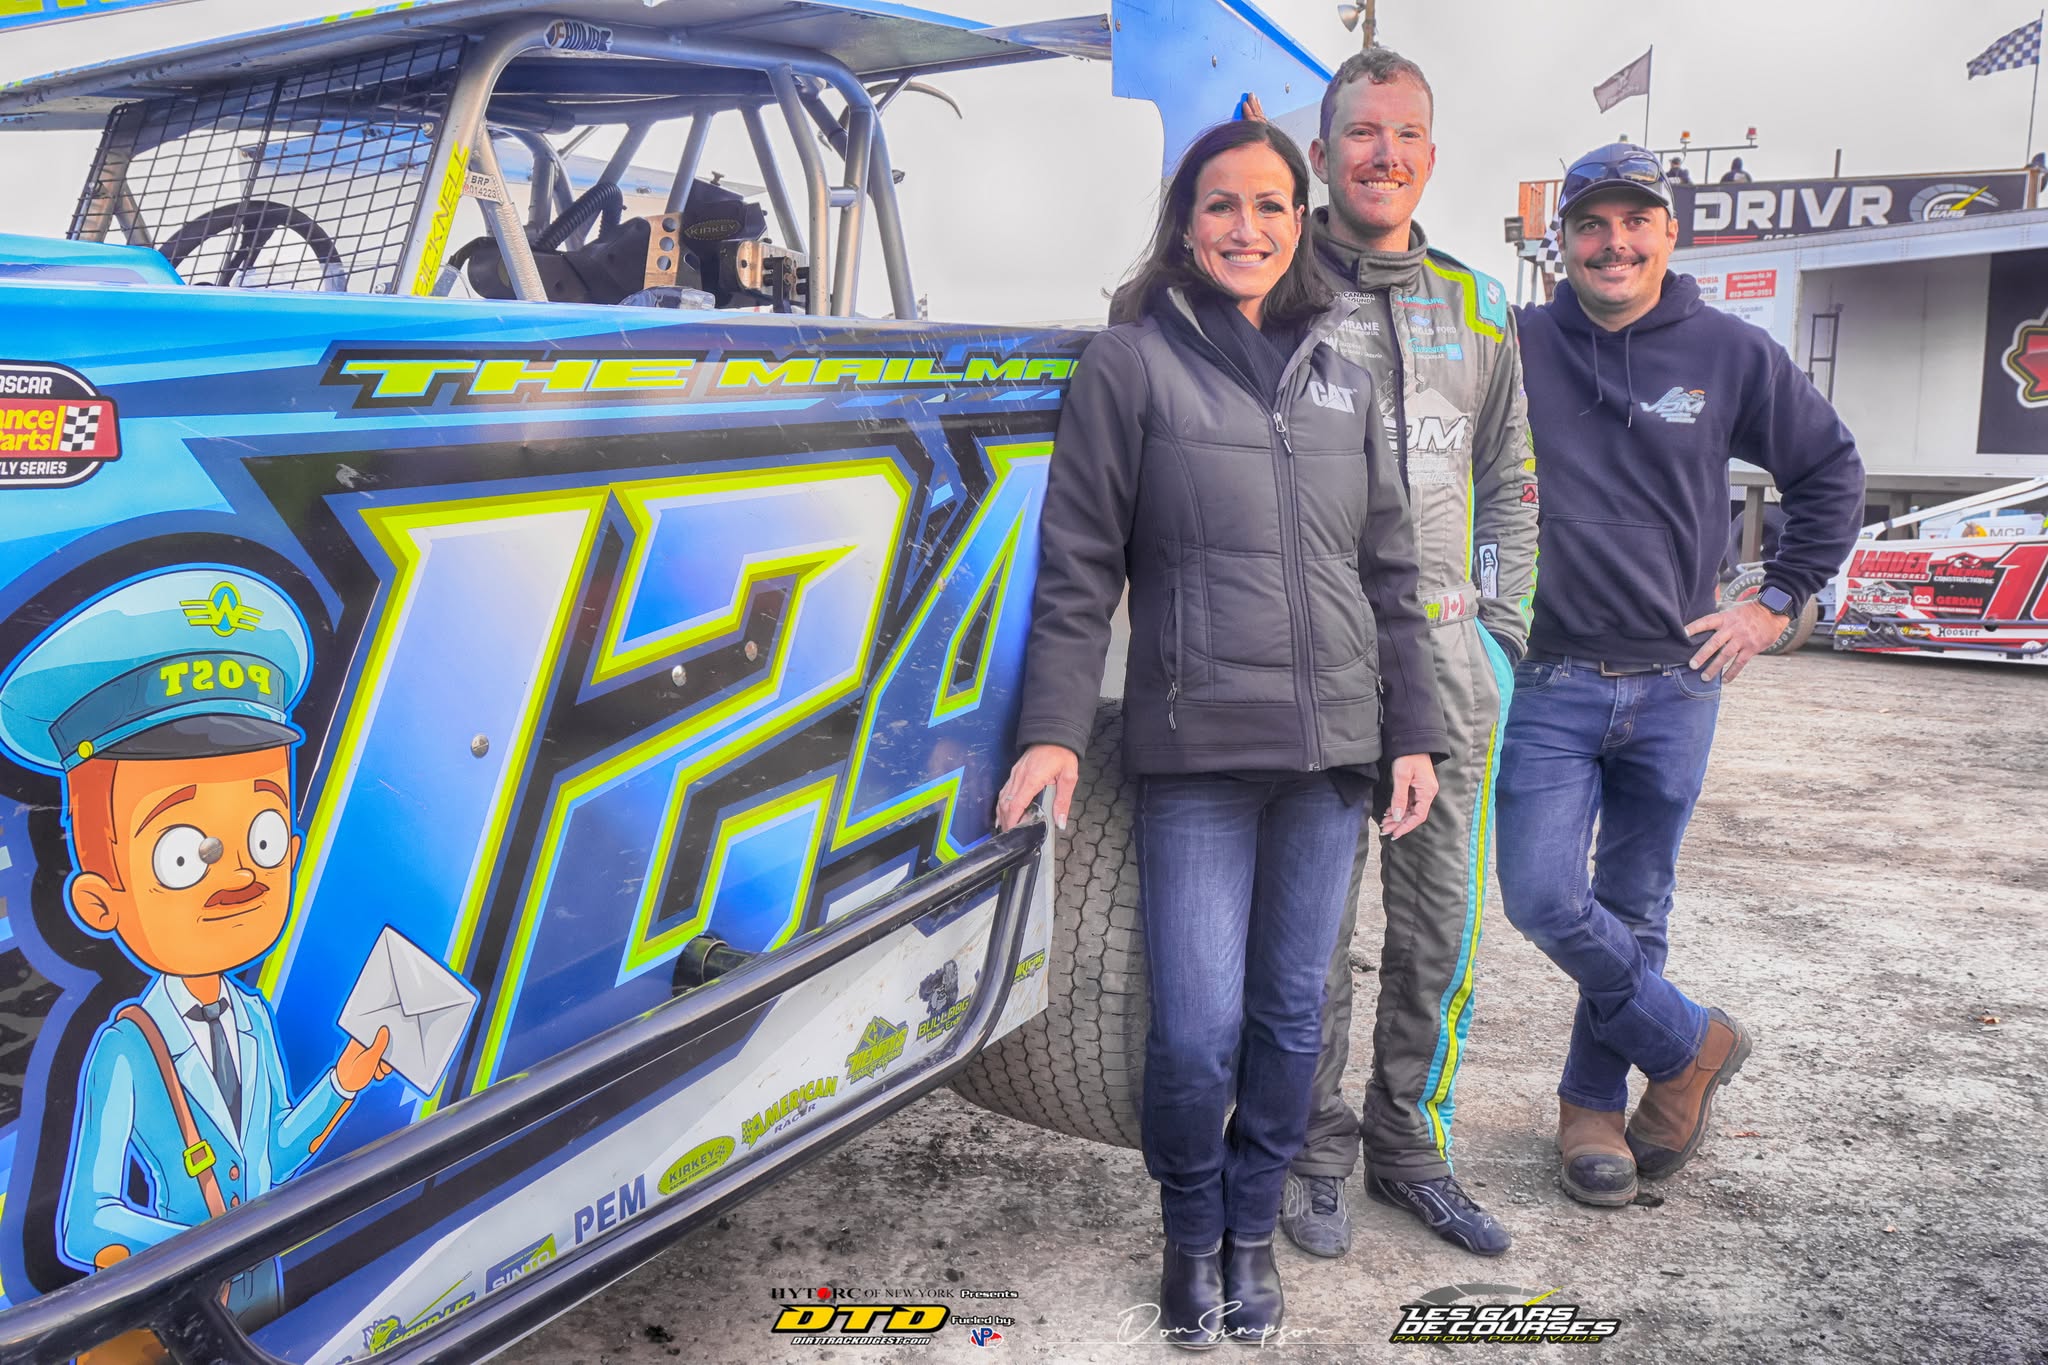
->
<box><xmin>1016</xmin><ymin>288</ymin><xmax>1448</xmax><ymax>775</ymax></box>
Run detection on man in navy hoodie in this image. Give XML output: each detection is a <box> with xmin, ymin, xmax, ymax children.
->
<box><xmin>1503</xmin><ymin>144</ymin><xmax>1864</xmax><ymax>1208</ymax></box>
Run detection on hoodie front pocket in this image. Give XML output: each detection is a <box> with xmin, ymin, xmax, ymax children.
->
<box><xmin>1541</xmin><ymin>516</ymin><xmax>1685</xmax><ymax>642</ymax></box>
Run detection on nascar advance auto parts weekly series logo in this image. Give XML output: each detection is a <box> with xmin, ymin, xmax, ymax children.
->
<box><xmin>0</xmin><ymin>361</ymin><xmax>120</xmax><ymax>488</ymax></box>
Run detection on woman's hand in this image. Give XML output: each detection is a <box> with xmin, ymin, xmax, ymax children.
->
<box><xmin>1379</xmin><ymin>754</ymin><xmax>1438</xmax><ymax>840</ymax></box>
<box><xmin>996</xmin><ymin>744</ymin><xmax>1079</xmax><ymax>832</ymax></box>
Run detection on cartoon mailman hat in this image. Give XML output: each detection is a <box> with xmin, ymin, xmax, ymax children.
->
<box><xmin>0</xmin><ymin>567</ymin><xmax>310</xmax><ymax>775</ymax></box>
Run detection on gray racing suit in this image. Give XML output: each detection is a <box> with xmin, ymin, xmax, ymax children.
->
<box><xmin>1293</xmin><ymin>216</ymin><xmax>1539</xmax><ymax>1183</ymax></box>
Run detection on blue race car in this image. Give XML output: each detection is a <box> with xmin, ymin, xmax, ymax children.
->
<box><xmin>0</xmin><ymin>3</ymin><xmax>1332</xmax><ymax>1359</ymax></box>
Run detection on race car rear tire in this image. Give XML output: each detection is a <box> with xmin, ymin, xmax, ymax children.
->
<box><xmin>952</xmin><ymin>700</ymin><xmax>1147</xmax><ymax>1148</ymax></box>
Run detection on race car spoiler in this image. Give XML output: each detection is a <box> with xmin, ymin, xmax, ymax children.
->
<box><xmin>0</xmin><ymin>0</ymin><xmax>1333</xmax><ymax>166</ymax></box>
<box><xmin>0</xmin><ymin>820</ymin><xmax>1047</xmax><ymax>1365</ymax></box>
<box><xmin>0</xmin><ymin>0</ymin><xmax>1094</xmax><ymax>129</ymax></box>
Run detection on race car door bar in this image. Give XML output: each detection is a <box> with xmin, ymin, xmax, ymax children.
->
<box><xmin>0</xmin><ymin>820</ymin><xmax>1047</xmax><ymax>1365</ymax></box>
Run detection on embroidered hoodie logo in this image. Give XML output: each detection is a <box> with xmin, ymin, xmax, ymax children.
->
<box><xmin>1639</xmin><ymin>387</ymin><xmax>1706</xmax><ymax>424</ymax></box>
<box><xmin>1306</xmin><ymin>378</ymin><xmax>1357</xmax><ymax>413</ymax></box>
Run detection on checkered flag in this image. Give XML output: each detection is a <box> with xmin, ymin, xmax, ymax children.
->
<box><xmin>1536</xmin><ymin>219</ymin><xmax>1565</xmax><ymax>277</ymax></box>
<box><xmin>58</xmin><ymin>404</ymin><xmax>100</xmax><ymax>452</ymax></box>
<box><xmin>1968</xmin><ymin>17</ymin><xmax>2041</xmax><ymax>76</ymax></box>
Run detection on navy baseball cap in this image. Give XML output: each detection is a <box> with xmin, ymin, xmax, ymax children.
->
<box><xmin>1557</xmin><ymin>143</ymin><xmax>1675</xmax><ymax>218</ymax></box>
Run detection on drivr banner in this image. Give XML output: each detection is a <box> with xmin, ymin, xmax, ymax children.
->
<box><xmin>0</xmin><ymin>0</ymin><xmax>200</xmax><ymax>32</ymax></box>
<box><xmin>1979</xmin><ymin>247</ymin><xmax>2048</xmax><ymax>455</ymax></box>
<box><xmin>1675</xmin><ymin>171</ymin><xmax>2030</xmax><ymax>248</ymax></box>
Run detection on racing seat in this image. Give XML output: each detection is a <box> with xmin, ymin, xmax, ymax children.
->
<box><xmin>456</xmin><ymin>177</ymin><xmax>768</xmax><ymax>306</ymax></box>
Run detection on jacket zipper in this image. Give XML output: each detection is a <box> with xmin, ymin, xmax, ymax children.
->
<box><xmin>1170</xmin><ymin>296</ymin><xmax>1344</xmax><ymax>771</ymax></box>
<box><xmin>1161</xmin><ymin>582</ymin><xmax>1181</xmax><ymax>730</ymax></box>
<box><xmin>1378</xmin><ymin>289</ymin><xmax>1412</xmax><ymax>488</ymax></box>
<box><xmin>1267</xmin><ymin>404</ymin><xmax>1323</xmax><ymax>771</ymax></box>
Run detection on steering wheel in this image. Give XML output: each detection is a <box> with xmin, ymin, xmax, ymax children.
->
<box><xmin>158</xmin><ymin>199</ymin><xmax>348</xmax><ymax>289</ymax></box>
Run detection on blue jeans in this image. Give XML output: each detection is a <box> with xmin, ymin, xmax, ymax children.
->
<box><xmin>1494</xmin><ymin>657</ymin><xmax>1718</xmax><ymax>1111</ymax></box>
<box><xmin>1136</xmin><ymin>774</ymin><xmax>1363</xmax><ymax>1247</ymax></box>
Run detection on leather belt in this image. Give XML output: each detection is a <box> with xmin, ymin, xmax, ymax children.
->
<box><xmin>1422</xmin><ymin>583</ymin><xmax>1481</xmax><ymax>627</ymax></box>
<box><xmin>1527</xmin><ymin>653</ymin><xmax>1677</xmax><ymax>677</ymax></box>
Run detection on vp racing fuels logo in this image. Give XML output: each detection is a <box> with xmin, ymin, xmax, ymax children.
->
<box><xmin>0</xmin><ymin>361</ymin><xmax>120</xmax><ymax>488</ymax></box>
<box><xmin>1392</xmin><ymin>1284</ymin><xmax>1621</xmax><ymax>1345</ymax></box>
<box><xmin>1639</xmin><ymin>387</ymin><xmax>1707</xmax><ymax>424</ymax></box>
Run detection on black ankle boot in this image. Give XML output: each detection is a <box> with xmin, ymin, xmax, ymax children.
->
<box><xmin>1159</xmin><ymin>1241</ymin><xmax>1225</xmax><ymax>1350</ymax></box>
<box><xmin>1220</xmin><ymin>1233</ymin><xmax>1283</xmax><ymax>1345</ymax></box>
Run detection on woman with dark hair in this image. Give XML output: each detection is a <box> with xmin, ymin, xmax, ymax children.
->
<box><xmin>995</xmin><ymin>119</ymin><xmax>1447</xmax><ymax>1348</ymax></box>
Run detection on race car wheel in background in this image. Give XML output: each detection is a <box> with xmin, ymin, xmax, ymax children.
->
<box><xmin>1719</xmin><ymin>566</ymin><xmax>1821</xmax><ymax>655</ymax></box>
<box><xmin>953</xmin><ymin>700</ymin><xmax>1146</xmax><ymax>1148</ymax></box>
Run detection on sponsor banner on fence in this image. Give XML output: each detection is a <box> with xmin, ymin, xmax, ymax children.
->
<box><xmin>1689</xmin><ymin>254</ymin><xmax>1796</xmax><ymax>349</ymax></box>
<box><xmin>1675</xmin><ymin>171</ymin><xmax>2029</xmax><ymax>248</ymax></box>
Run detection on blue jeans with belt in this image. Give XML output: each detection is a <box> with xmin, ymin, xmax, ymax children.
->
<box><xmin>1494</xmin><ymin>657</ymin><xmax>1718</xmax><ymax>1111</ymax></box>
<box><xmin>1135</xmin><ymin>773</ymin><xmax>1363</xmax><ymax>1247</ymax></box>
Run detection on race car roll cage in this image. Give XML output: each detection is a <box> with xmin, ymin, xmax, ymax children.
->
<box><xmin>70</xmin><ymin>9</ymin><xmax>923</xmax><ymax>316</ymax></box>
<box><xmin>0</xmin><ymin>823</ymin><xmax>1045</xmax><ymax>1365</ymax></box>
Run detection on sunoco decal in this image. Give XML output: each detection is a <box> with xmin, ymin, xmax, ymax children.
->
<box><xmin>0</xmin><ymin>362</ymin><xmax>119</xmax><ymax>488</ymax></box>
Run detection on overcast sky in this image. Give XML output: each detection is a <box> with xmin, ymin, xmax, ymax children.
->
<box><xmin>0</xmin><ymin>0</ymin><xmax>2041</xmax><ymax>322</ymax></box>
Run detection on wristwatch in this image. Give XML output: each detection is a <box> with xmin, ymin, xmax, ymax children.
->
<box><xmin>1756</xmin><ymin>585</ymin><xmax>1796</xmax><ymax>618</ymax></box>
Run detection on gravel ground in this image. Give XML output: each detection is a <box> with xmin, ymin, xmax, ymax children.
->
<box><xmin>505</xmin><ymin>648</ymin><xmax>2048</xmax><ymax>1365</ymax></box>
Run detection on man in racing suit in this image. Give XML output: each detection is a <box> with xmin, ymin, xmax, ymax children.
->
<box><xmin>1266</xmin><ymin>48</ymin><xmax>1538</xmax><ymax>1259</ymax></box>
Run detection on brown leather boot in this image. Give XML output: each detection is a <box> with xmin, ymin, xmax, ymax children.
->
<box><xmin>1627</xmin><ymin>1008</ymin><xmax>1755</xmax><ymax>1181</ymax></box>
<box><xmin>1557</xmin><ymin>1100</ymin><xmax>1636</xmax><ymax>1207</ymax></box>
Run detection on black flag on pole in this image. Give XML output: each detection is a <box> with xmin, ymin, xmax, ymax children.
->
<box><xmin>1593</xmin><ymin>50</ymin><xmax>1652</xmax><ymax>112</ymax></box>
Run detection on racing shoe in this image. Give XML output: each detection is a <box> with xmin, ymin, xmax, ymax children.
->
<box><xmin>1277</xmin><ymin>1172</ymin><xmax>1351</xmax><ymax>1257</ymax></box>
<box><xmin>1628</xmin><ymin>1007</ymin><xmax>1755</xmax><ymax>1181</ymax></box>
<box><xmin>1219</xmin><ymin>1233</ymin><xmax>1283</xmax><ymax>1346</ymax></box>
<box><xmin>1159</xmin><ymin>1240</ymin><xmax>1226</xmax><ymax>1350</ymax></box>
<box><xmin>1558</xmin><ymin>1101</ymin><xmax>1637</xmax><ymax>1207</ymax></box>
<box><xmin>1366</xmin><ymin>1172</ymin><xmax>1512</xmax><ymax>1256</ymax></box>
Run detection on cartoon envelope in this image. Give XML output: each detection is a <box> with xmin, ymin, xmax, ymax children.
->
<box><xmin>339</xmin><ymin>927</ymin><xmax>479</xmax><ymax>1093</ymax></box>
